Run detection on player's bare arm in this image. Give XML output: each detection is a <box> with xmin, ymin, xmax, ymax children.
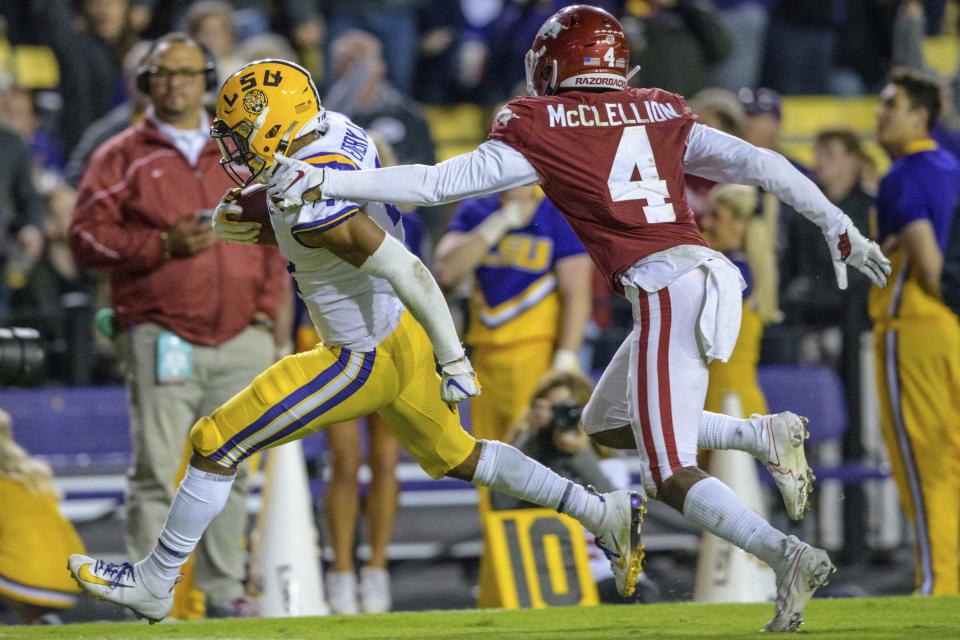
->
<box><xmin>294</xmin><ymin>204</ymin><xmax>385</xmax><ymax>266</ymax></box>
<box><xmin>296</xmin><ymin>211</ymin><xmax>480</xmax><ymax>404</ymax></box>
<box><xmin>897</xmin><ymin>219</ymin><xmax>943</xmax><ymax>299</ymax></box>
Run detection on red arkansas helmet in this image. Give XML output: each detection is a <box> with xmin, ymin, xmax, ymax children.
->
<box><xmin>524</xmin><ymin>5</ymin><xmax>632</xmax><ymax>96</ymax></box>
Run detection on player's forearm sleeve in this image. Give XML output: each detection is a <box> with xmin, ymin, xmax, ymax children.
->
<box><xmin>324</xmin><ymin>140</ymin><xmax>539</xmax><ymax>207</ymax></box>
<box><xmin>359</xmin><ymin>233</ymin><xmax>464</xmax><ymax>364</ymax></box>
<box><xmin>683</xmin><ymin>124</ymin><xmax>851</xmax><ymax>237</ymax></box>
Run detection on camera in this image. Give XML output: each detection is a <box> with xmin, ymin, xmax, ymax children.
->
<box><xmin>551</xmin><ymin>398</ymin><xmax>583</xmax><ymax>433</ymax></box>
<box><xmin>0</xmin><ymin>327</ymin><xmax>45</xmax><ymax>386</ymax></box>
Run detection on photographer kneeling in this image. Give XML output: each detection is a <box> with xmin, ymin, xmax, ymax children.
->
<box><xmin>491</xmin><ymin>371</ymin><xmax>614</xmax><ymax>511</ymax></box>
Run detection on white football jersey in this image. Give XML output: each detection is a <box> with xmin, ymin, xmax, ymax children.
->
<box><xmin>267</xmin><ymin>111</ymin><xmax>405</xmax><ymax>352</ymax></box>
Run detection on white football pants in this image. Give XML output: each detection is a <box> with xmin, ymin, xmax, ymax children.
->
<box><xmin>583</xmin><ymin>268</ymin><xmax>711</xmax><ymax>497</ymax></box>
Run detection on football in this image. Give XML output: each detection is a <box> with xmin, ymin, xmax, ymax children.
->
<box><xmin>227</xmin><ymin>183</ymin><xmax>276</xmax><ymax>245</ymax></box>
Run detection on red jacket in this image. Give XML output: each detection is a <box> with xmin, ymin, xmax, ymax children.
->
<box><xmin>70</xmin><ymin>119</ymin><xmax>288</xmax><ymax>346</ymax></box>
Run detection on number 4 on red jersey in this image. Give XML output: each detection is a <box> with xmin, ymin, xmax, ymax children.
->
<box><xmin>608</xmin><ymin>126</ymin><xmax>676</xmax><ymax>223</ymax></box>
<box><xmin>488</xmin><ymin>87</ymin><xmax>707</xmax><ymax>293</ymax></box>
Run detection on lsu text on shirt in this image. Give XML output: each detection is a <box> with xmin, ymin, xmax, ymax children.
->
<box><xmin>448</xmin><ymin>194</ymin><xmax>586</xmax><ymax>347</ymax></box>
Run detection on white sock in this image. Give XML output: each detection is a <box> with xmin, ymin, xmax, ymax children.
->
<box><xmin>472</xmin><ymin>440</ymin><xmax>606</xmax><ymax>533</ymax></box>
<box><xmin>697</xmin><ymin>411</ymin><xmax>766</xmax><ymax>458</ymax></box>
<box><xmin>136</xmin><ymin>465</ymin><xmax>235</xmax><ymax>597</ymax></box>
<box><xmin>682</xmin><ymin>477</ymin><xmax>785</xmax><ymax>568</ymax></box>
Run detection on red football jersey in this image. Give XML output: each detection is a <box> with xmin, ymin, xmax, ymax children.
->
<box><xmin>489</xmin><ymin>87</ymin><xmax>708</xmax><ymax>293</ymax></box>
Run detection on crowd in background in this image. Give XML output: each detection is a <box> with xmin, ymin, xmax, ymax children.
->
<box><xmin>0</xmin><ymin>0</ymin><xmax>952</xmax><ymax>387</ymax></box>
<box><xmin>0</xmin><ymin>0</ymin><xmax>957</xmax><ymax>623</ymax></box>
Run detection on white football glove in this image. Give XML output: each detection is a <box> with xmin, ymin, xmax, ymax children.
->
<box><xmin>824</xmin><ymin>223</ymin><xmax>892</xmax><ymax>290</ymax></box>
<box><xmin>439</xmin><ymin>356</ymin><xmax>481</xmax><ymax>404</ymax></box>
<box><xmin>261</xmin><ymin>153</ymin><xmax>324</xmax><ymax>209</ymax></box>
<box><xmin>212</xmin><ymin>191</ymin><xmax>261</xmax><ymax>244</ymax></box>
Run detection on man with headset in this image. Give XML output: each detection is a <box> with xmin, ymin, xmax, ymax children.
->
<box><xmin>69</xmin><ymin>32</ymin><xmax>288</xmax><ymax>617</ymax></box>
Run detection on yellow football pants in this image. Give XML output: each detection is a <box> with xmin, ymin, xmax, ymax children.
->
<box><xmin>191</xmin><ymin>311</ymin><xmax>476</xmax><ymax>479</ymax></box>
<box><xmin>470</xmin><ymin>340</ymin><xmax>554</xmax><ymax>442</ymax></box>
<box><xmin>874</xmin><ymin>321</ymin><xmax>960</xmax><ymax>595</ymax></box>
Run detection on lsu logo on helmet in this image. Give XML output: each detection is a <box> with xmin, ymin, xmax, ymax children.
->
<box><xmin>211</xmin><ymin>59</ymin><xmax>323</xmax><ymax>185</ymax></box>
<box><xmin>242</xmin><ymin>89</ymin><xmax>268</xmax><ymax>116</ymax></box>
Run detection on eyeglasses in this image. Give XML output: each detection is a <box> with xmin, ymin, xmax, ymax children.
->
<box><xmin>148</xmin><ymin>67</ymin><xmax>206</xmax><ymax>82</ymax></box>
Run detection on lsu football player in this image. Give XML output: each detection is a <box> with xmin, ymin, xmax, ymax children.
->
<box><xmin>68</xmin><ymin>59</ymin><xmax>646</xmax><ymax>622</ymax></box>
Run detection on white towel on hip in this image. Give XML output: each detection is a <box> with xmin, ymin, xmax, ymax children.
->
<box><xmin>620</xmin><ymin>244</ymin><xmax>746</xmax><ymax>363</ymax></box>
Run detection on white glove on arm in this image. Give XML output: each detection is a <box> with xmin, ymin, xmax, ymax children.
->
<box><xmin>358</xmin><ymin>233</ymin><xmax>481</xmax><ymax>404</ymax></box>
<box><xmin>824</xmin><ymin>222</ymin><xmax>892</xmax><ymax>290</ymax></box>
<box><xmin>212</xmin><ymin>190</ymin><xmax>261</xmax><ymax>244</ymax></box>
<box><xmin>439</xmin><ymin>357</ymin><xmax>482</xmax><ymax>404</ymax></box>
<box><xmin>262</xmin><ymin>153</ymin><xmax>324</xmax><ymax>209</ymax></box>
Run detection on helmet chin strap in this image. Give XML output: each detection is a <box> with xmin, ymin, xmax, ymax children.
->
<box><xmin>277</xmin><ymin>112</ymin><xmax>328</xmax><ymax>159</ymax></box>
<box><xmin>293</xmin><ymin>110</ymin><xmax>328</xmax><ymax>139</ymax></box>
<box><xmin>275</xmin><ymin>120</ymin><xmax>300</xmax><ymax>157</ymax></box>
<box><xmin>544</xmin><ymin>64</ymin><xmax>558</xmax><ymax>96</ymax></box>
<box><xmin>248</xmin><ymin>107</ymin><xmax>270</xmax><ymax>140</ymax></box>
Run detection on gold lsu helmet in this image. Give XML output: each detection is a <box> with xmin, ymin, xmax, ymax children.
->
<box><xmin>211</xmin><ymin>59</ymin><xmax>323</xmax><ymax>185</ymax></box>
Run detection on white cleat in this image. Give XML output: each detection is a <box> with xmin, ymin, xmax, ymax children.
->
<box><xmin>758</xmin><ymin>412</ymin><xmax>815</xmax><ymax>521</ymax></box>
<box><xmin>67</xmin><ymin>554</ymin><xmax>172</xmax><ymax>623</ymax></box>
<box><xmin>590</xmin><ymin>487</ymin><xmax>646</xmax><ymax>598</ymax></box>
<box><xmin>763</xmin><ymin>536</ymin><xmax>836</xmax><ymax>632</ymax></box>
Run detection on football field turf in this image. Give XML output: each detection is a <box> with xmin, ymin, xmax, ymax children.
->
<box><xmin>2</xmin><ymin>596</ymin><xmax>957</xmax><ymax>640</ymax></box>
